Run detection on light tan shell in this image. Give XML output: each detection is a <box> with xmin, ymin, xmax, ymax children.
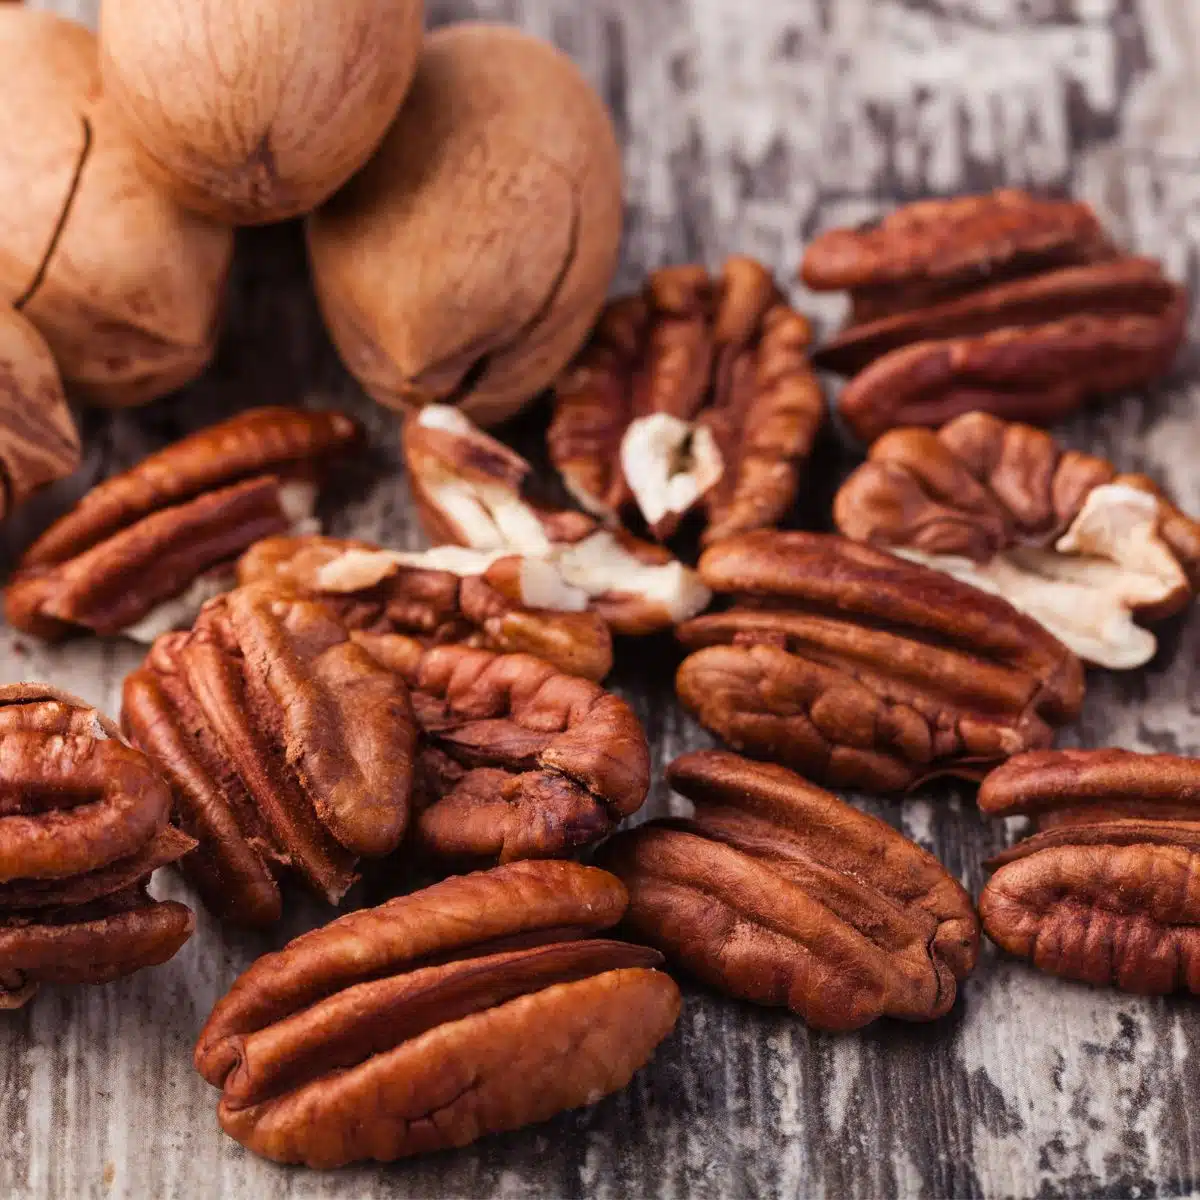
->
<box><xmin>0</xmin><ymin>9</ymin><xmax>233</xmax><ymax>408</ymax></box>
<box><xmin>307</xmin><ymin>22</ymin><xmax>623</xmax><ymax>429</ymax></box>
<box><xmin>98</xmin><ymin>0</ymin><xmax>425</xmax><ymax>226</ymax></box>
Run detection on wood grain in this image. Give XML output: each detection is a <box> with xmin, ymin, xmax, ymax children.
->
<box><xmin>4</xmin><ymin>1</ymin><xmax>1200</xmax><ymax>1196</ymax></box>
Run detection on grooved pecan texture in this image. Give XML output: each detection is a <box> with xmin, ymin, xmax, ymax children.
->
<box><xmin>5</xmin><ymin>407</ymin><xmax>360</xmax><ymax>642</ymax></box>
<box><xmin>676</xmin><ymin>531</ymin><xmax>1084</xmax><ymax>791</ymax></box>
<box><xmin>194</xmin><ymin>860</ymin><xmax>680</xmax><ymax>1167</ymax></box>
<box><xmin>0</xmin><ymin>684</ymin><xmax>194</xmax><ymax>1008</ymax></box>
<box><xmin>599</xmin><ymin>751</ymin><xmax>978</xmax><ymax>1029</ymax></box>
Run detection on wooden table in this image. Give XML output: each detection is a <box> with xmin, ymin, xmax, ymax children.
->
<box><xmin>5</xmin><ymin>1</ymin><xmax>1200</xmax><ymax>1196</ymax></box>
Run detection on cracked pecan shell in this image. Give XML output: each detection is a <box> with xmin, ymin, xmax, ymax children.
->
<box><xmin>194</xmin><ymin>860</ymin><xmax>680</xmax><ymax>1167</ymax></box>
<box><xmin>598</xmin><ymin>751</ymin><xmax>978</xmax><ymax>1030</ymax></box>
<box><xmin>0</xmin><ymin>683</ymin><xmax>194</xmax><ymax>1008</ymax></box>
<box><xmin>980</xmin><ymin>749</ymin><xmax>1200</xmax><ymax>994</ymax></box>
<box><xmin>6</xmin><ymin>407</ymin><xmax>360</xmax><ymax>642</ymax></box>
<box><xmin>548</xmin><ymin>257</ymin><xmax>823</xmax><ymax>544</ymax></box>
<box><xmin>675</xmin><ymin>531</ymin><xmax>1084</xmax><ymax>792</ymax></box>
<box><xmin>121</xmin><ymin>586</ymin><xmax>416</xmax><ymax>928</ymax></box>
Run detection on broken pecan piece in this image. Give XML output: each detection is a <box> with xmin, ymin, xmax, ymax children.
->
<box><xmin>0</xmin><ymin>684</ymin><xmax>195</xmax><ymax>1008</ymax></box>
<box><xmin>834</xmin><ymin>411</ymin><xmax>1200</xmax><ymax>669</ymax></box>
<box><xmin>980</xmin><ymin>749</ymin><xmax>1200</xmax><ymax>994</ymax></box>
<box><xmin>195</xmin><ymin>860</ymin><xmax>681</xmax><ymax>1167</ymax></box>
<box><xmin>121</xmin><ymin>586</ymin><xmax>416</xmax><ymax>928</ymax></box>
<box><xmin>676</xmin><ymin>531</ymin><xmax>1084</xmax><ymax>792</ymax></box>
<box><xmin>801</xmin><ymin>191</ymin><xmax>1186</xmax><ymax>442</ymax></box>
<box><xmin>5</xmin><ymin>407</ymin><xmax>360</xmax><ymax>642</ymax></box>
<box><xmin>548</xmin><ymin>257</ymin><xmax>823</xmax><ymax>544</ymax></box>
<box><xmin>599</xmin><ymin>751</ymin><xmax>978</xmax><ymax>1030</ymax></box>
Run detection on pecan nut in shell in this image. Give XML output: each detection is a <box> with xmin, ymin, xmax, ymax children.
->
<box><xmin>598</xmin><ymin>751</ymin><xmax>978</xmax><ymax>1030</ymax></box>
<box><xmin>0</xmin><ymin>684</ymin><xmax>194</xmax><ymax>1008</ymax></box>
<box><xmin>676</xmin><ymin>532</ymin><xmax>1084</xmax><ymax>792</ymax></box>
<box><xmin>194</xmin><ymin>860</ymin><xmax>681</xmax><ymax>1167</ymax></box>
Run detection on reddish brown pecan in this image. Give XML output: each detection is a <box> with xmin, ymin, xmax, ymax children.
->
<box><xmin>194</xmin><ymin>860</ymin><xmax>681</xmax><ymax>1167</ymax></box>
<box><xmin>121</xmin><ymin>586</ymin><xmax>416</xmax><ymax>928</ymax></box>
<box><xmin>599</xmin><ymin>751</ymin><xmax>978</xmax><ymax>1030</ymax></box>
<box><xmin>834</xmin><ymin>411</ymin><xmax>1200</xmax><ymax>668</ymax></box>
<box><xmin>548</xmin><ymin>257</ymin><xmax>823</xmax><ymax>544</ymax></box>
<box><xmin>5</xmin><ymin>407</ymin><xmax>360</xmax><ymax>642</ymax></box>
<box><xmin>675</xmin><ymin>531</ymin><xmax>1084</xmax><ymax>792</ymax></box>
<box><xmin>0</xmin><ymin>684</ymin><xmax>194</xmax><ymax>1008</ymax></box>
<box><xmin>979</xmin><ymin>749</ymin><xmax>1200</xmax><ymax>994</ymax></box>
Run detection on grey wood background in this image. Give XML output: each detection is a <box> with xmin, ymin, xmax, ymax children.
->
<box><xmin>4</xmin><ymin>0</ymin><xmax>1200</xmax><ymax>1196</ymax></box>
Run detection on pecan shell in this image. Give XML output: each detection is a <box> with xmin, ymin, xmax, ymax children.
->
<box><xmin>194</xmin><ymin>860</ymin><xmax>680</xmax><ymax>1167</ymax></box>
<box><xmin>676</xmin><ymin>531</ymin><xmax>1083</xmax><ymax>791</ymax></box>
<box><xmin>5</xmin><ymin>407</ymin><xmax>360</xmax><ymax>642</ymax></box>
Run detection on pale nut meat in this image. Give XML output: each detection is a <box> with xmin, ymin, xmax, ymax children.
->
<box><xmin>549</xmin><ymin>257</ymin><xmax>824</xmax><ymax>544</ymax></box>
<box><xmin>0</xmin><ymin>8</ymin><xmax>233</xmax><ymax>407</ymax></box>
<box><xmin>99</xmin><ymin>0</ymin><xmax>424</xmax><ymax>225</ymax></box>
<box><xmin>833</xmin><ymin>411</ymin><xmax>1200</xmax><ymax>669</ymax></box>
<box><xmin>308</xmin><ymin>23</ymin><xmax>622</xmax><ymax>428</ymax></box>
<box><xmin>5</xmin><ymin>408</ymin><xmax>360</xmax><ymax>643</ymax></box>
<box><xmin>194</xmin><ymin>861</ymin><xmax>681</xmax><ymax>1167</ymax></box>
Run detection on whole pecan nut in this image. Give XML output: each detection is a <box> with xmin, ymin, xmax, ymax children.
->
<box><xmin>834</xmin><ymin>410</ymin><xmax>1200</xmax><ymax>669</ymax></box>
<box><xmin>548</xmin><ymin>257</ymin><xmax>824</xmax><ymax>545</ymax></box>
<box><xmin>237</xmin><ymin>534</ymin><xmax>614</xmax><ymax>682</ymax></box>
<box><xmin>194</xmin><ymin>860</ymin><xmax>681</xmax><ymax>1167</ymax></box>
<box><xmin>598</xmin><ymin>751</ymin><xmax>978</xmax><ymax>1030</ymax></box>
<box><xmin>121</xmin><ymin>585</ymin><xmax>416</xmax><ymax>928</ymax></box>
<box><xmin>0</xmin><ymin>684</ymin><xmax>195</xmax><ymax>1007</ymax></box>
<box><xmin>801</xmin><ymin>191</ymin><xmax>1186</xmax><ymax>442</ymax></box>
<box><xmin>5</xmin><ymin>407</ymin><xmax>360</xmax><ymax>642</ymax></box>
<box><xmin>675</xmin><ymin>531</ymin><xmax>1084</xmax><ymax>792</ymax></box>
<box><xmin>979</xmin><ymin>749</ymin><xmax>1200</xmax><ymax>994</ymax></box>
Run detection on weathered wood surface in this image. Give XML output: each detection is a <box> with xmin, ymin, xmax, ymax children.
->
<box><xmin>4</xmin><ymin>1</ymin><xmax>1200</xmax><ymax>1196</ymax></box>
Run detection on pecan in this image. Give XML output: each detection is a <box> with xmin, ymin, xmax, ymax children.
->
<box><xmin>236</xmin><ymin>535</ymin><xmax>614</xmax><ymax>681</ymax></box>
<box><xmin>598</xmin><ymin>751</ymin><xmax>978</xmax><ymax>1029</ymax></box>
<box><xmin>194</xmin><ymin>860</ymin><xmax>680</xmax><ymax>1167</ymax></box>
<box><xmin>801</xmin><ymin>191</ymin><xmax>1186</xmax><ymax>442</ymax></box>
<box><xmin>548</xmin><ymin>257</ymin><xmax>823</xmax><ymax>544</ymax></box>
<box><xmin>403</xmin><ymin>405</ymin><xmax>711</xmax><ymax>634</ymax></box>
<box><xmin>834</xmin><ymin>410</ymin><xmax>1200</xmax><ymax>669</ymax></box>
<box><xmin>5</xmin><ymin>407</ymin><xmax>360</xmax><ymax>642</ymax></box>
<box><xmin>121</xmin><ymin>586</ymin><xmax>416</xmax><ymax>928</ymax></box>
<box><xmin>675</xmin><ymin>531</ymin><xmax>1084</xmax><ymax>792</ymax></box>
<box><xmin>979</xmin><ymin>749</ymin><xmax>1200</xmax><ymax>994</ymax></box>
<box><xmin>0</xmin><ymin>684</ymin><xmax>195</xmax><ymax>1007</ymax></box>
<box><xmin>351</xmin><ymin>635</ymin><xmax>650</xmax><ymax>865</ymax></box>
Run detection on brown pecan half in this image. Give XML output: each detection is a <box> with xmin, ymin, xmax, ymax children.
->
<box><xmin>676</xmin><ymin>531</ymin><xmax>1084</xmax><ymax>792</ymax></box>
<box><xmin>599</xmin><ymin>751</ymin><xmax>978</xmax><ymax>1029</ymax></box>
<box><xmin>0</xmin><ymin>684</ymin><xmax>194</xmax><ymax>1007</ymax></box>
<box><xmin>403</xmin><ymin>405</ymin><xmax>711</xmax><ymax>634</ymax></box>
<box><xmin>194</xmin><ymin>860</ymin><xmax>680</xmax><ymax>1167</ymax></box>
<box><xmin>5</xmin><ymin>407</ymin><xmax>361</xmax><ymax>642</ymax></box>
<box><xmin>979</xmin><ymin>749</ymin><xmax>1200</xmax><ymax>994</ymax></box>
<box><xmin>834</xmin><ymin>411</ymin><xmax>1200</xmax><ymax>669</ymax></box>
<box><xmin>548</xmin><ymin>257</ymin><xmax>823</xmax><ymax>544</ymax></box>
<box><xmin>351</xmin><ymin>634</ymin><xmax>650</xmax><ymax>865</ymax></box>
<box><xmin>121</xmin><ymin>585</ymin><xmax>416</xmax><ymax>928</ymax></box>
<box><xmin>801</xmin><ymin>191</ymin><xmax>1186</xmax><ymax>442</ymax></box>
<box><xmin>236</xmin><ymin>535</ymin><xmax>614</xmax><ymax>682</ymax></box>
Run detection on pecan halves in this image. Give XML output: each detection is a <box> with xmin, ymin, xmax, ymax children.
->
<box><xmin>194</xmin><ymin>860</ymin><xmax>680</xmax><ymax>1167</ymax></box>
<box><xmin>548</xmin><ymin>257</ymin><xmax>823</xmax><ymax>544</ymax></box>
<box><xmin>834</xmin><ymin>410</ymin><xmax>1200</xmax><ymax>669</ymax></box>
<box><xmin>0</xmin><ymin>684</ymin><xmax>194</xmax><ymax>1008</ymax></box>
<box><xmin>5</xmin><ymin>407</ymin><xmax>361</xmax><ymax>642</ymax></box>
<box><xmin>599</xmin><ymin>751</ymin><xmax>978</xmax><ymax>1030</ymax></box>
<box><xmin>675</xmin><ymin>531</ymin><xmax>1084</xmax><ymax>792</ymax></box>
<box><xmin>979</xmin><ymin>749</ymin><xmax>1200</xmax><ymax>994</ymax></box>
<box><xmin>121</xmin><ymin>586</ymin><xmax>416</xmax><ymax>927</ymax></box>
<box><xmin>801</xmin><ymin>191</ymin><xmax>1186</xmax><ymax>442</ymax></box>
